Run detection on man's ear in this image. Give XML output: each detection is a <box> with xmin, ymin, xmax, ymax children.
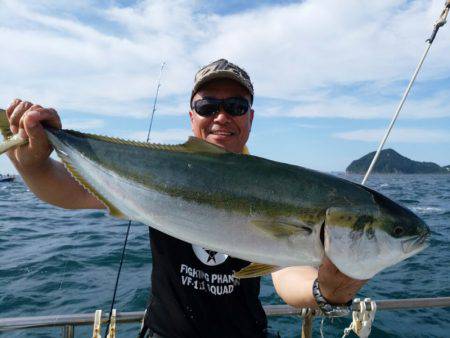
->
<box><xmin>249</xmin><ymin>109</ymin><xmax>255</xmax><ymax>127</ymax></box>
<box><xmin>189</xmin><ymin>110</ymin><xmax>195</xmax><ymax>132</ymax></box>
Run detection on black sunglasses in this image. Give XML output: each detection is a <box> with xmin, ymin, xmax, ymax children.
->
<box><xmin>192</xmin><ymin>97</ymin><xmax>251</xmax><ymax>117</ymax></box>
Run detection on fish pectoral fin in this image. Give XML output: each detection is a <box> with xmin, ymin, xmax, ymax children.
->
<box><xmin>183</xmin><ymin>137</ymin><xmax>228</xmax><ymax>154</ymax></box>
<box><xmin>234</xmin><ymin>263</ymin><xmax>279</xmax><ymax>279</ymax></box>
<box><xmin>251</xmin><ymin>219</ymin><xmax>313</xmax><ymax>238</ymax></box>
<box><xmin>55</xmin><ymin>149</ymin><xmax>128</xmax><ymax>220</ymax></box>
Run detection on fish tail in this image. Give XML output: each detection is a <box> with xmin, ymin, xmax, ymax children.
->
<box><xmin>0</xmin><ymin>109</ymin><xmax>12</xmax><ymax>139</ymax></box>
<box><xmin>0</xmin><ymin>108</ymin><xmax>27</xmax><ymax>155</ymax></box>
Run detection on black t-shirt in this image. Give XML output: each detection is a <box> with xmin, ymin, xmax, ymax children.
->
<box><xmin>145</xmin><ymin>228</ymin><xmax>268</xmax><ymax>338</ymax></box>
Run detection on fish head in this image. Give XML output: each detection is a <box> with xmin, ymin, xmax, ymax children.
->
<box><xmin>323</xmin><ymin>192</ymin><xmax>430</xmax><ymax>280</ymax></box>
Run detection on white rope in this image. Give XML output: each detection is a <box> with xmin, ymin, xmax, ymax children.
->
<box><xmin>320</xmin><ymin>317</ymin><xmax>326</xmax><ymax>338</ymax></box>
<box><xmin>361</xmin><ymin>42</ymin><xmax>431</xmax><ymax>185</ymax></box>
<box><xmin>342</xmin><ymin>298</ymin><xmax>377</xmax><ymax>338</ymax></box>
<box><xmin>361</xmin><ymin>0</ymin><xmax>449</xmax><ymax>185</ymax></box>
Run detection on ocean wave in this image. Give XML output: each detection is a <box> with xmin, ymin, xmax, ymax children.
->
<box><xmin>398</xmin><ymin>199</ymin><xmax>420</xmax><ymax>204</ymax></box>
<box><xmin>411</xmin><ymin>206</ymin><xmax>443</xmax><ymax>215</ymax></box>
<box><xmin>2</xmin><ymin>172</ymin><xmax>450</xmax><ymax>337</ymax></box>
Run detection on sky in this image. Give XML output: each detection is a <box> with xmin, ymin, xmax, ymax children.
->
<box><xmin>1</xmin><ymin>0</ymin><xmax>450</xmax><ymax>174</ymax></box>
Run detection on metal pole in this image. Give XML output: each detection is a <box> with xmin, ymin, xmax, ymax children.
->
<box><xmin>62</xmin><ymin>324</ymin><xmax>74</xmax><ymax>338</ymax></box>
<box><xmin>301</xmin><ymin>313</ymin><xmax>313</xmax><ymax>338</ymax></box>
<box><xmin>1</xmin><ymin>297</ymin><xmax>450</xmax><ymax>332</ymax></box>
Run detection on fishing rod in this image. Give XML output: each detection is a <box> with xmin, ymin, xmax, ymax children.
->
<box><xmin>147</xmin><ymin>62</ymin><xmax>166</xmax><ymax>143</ymax></box>
<box><xmin>361</xmin><ymin>0</ymin><xmax>450</xmax><ymax>185</ymax></box>
<box><xmin>104</xmin><ymin>62</ymin><xmax>166</xmax><ymax>337</ymax></box>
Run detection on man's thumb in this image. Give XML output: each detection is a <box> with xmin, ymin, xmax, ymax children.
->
<box><xmin>25</xmin><ymin>121</ymin><xmax>50</xmax><ymax>151</ymax></box>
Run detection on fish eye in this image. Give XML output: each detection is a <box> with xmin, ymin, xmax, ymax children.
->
<box><xmin>392</xmin><ymin>225</ymin><xmax>405</xmax><ymax>237</ymax></box>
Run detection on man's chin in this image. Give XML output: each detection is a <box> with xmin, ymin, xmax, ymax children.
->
<box><xmin>206</xmin><ymin>135</ymin><xmax>240</xmax><ymax>153</ymax></box>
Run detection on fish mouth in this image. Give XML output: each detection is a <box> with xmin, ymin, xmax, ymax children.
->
<box><xmin>401</xmin><ymin>232</ymin><xmax>429</xmax><ymax>254</ymax></box>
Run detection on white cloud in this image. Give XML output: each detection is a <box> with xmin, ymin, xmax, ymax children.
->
<box><xmin>334</xmin><ymin>128</ymin><xmax>450</xmax><ymax>143</ymax></box>
<box><xmin>1</xmin><ymin>0</ymin><xmax>450</xmax><ymax>119</ymax></box>
<box><xmin>197</xmin><ymin>0</ymin><xmax>450</xmax><ymax>96</ymax></box>
<box><xmin>63</xmin><ymin>119</ymin><xmax>105</xmax><ymax>130</ymax></box>
<box><xmin>259</xmin><ymin>90</ymin><xmax>450</xmax><ymax>119</ymax></box>
<box><xmin>0</xmin><ymin>0</ymin><xmax>197</xmax><ymax>115</ymax></box>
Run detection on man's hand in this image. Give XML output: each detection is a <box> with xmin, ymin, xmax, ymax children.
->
<box><xmin>4</xmin><ymin>98</ymin><xmax>103</xmax><ymax>210</ymax></box>
<box><xmin>272</xmin><ymin>257</ymin><xmax>368</xmax><ymax>308</ymax></box>
<box><xmin>6</xmin><ymin>98</ymin><xmax>61</xmax><ymax>170</ymax></box>
<box><xmin>317</xmin><ymin>257</ymin><xmax>368</xmax><ymax>305</ymax></box>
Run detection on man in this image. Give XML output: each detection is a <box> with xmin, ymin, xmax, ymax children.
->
<box><xmin>6</xmin><ymin>59</ymin><xmax>366</xmax><ymax>337</ymax></box>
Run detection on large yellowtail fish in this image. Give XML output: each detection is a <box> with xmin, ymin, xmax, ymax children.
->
<box><xmin>0</xmin><ymin>109</ymin><xmax>430</xmax><ymax>279</ymax></box>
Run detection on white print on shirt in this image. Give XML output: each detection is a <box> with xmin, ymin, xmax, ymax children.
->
<box><xmin>191</xmin><ymin>244</ymin><xmax>228</xmax><ymax>266</ymax></box>
<box><xmin>180</xmin><ymin>264</ymin><xmax>240</xmax><ymax>296</ymax></box>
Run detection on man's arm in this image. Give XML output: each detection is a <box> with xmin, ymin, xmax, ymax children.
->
<box><xmin>6</xmin><ymin>99</ymin><xmax>104</xmax><ymax>210</ymax></box>
<box><xmin>272</xmin><ymin>257</ymin><xmax>367</xmax><ymax>308</ymax></box>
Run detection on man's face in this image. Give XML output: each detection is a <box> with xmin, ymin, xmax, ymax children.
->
<box><xmin>189</xmin><ymin>79</ymin><xmax>254</xmax><ymax>153</ymax></box>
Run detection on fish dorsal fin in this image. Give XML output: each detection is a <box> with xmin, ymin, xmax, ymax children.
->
<box><xmin>234</xmin><ymin>263</ymin><xmax>279</xmax><ymax>279</ymax></box>
<box><xmin>183</xmin><ymin>137</ymin><xmax>228</xmax><ymax>154</ymax></box>
<box><xmin>57</xmin><ymin>129</ymin><xmax>188</xmax><ymax>152</ymax></box>
<box><xmin>0</xmin><ymin>109</ymin><xmax>13</xmax><ymax>139</ymax></box>
<box><xmin>55</xmin><ymin>130</ymin><xmax>227</xmax><ymax>154</ymax></box>
<box><xmin>251</xmin><ymin>219</ymin><xmax>313</xmax><ymax>238</ymax></box>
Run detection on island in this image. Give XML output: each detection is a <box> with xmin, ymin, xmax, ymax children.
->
<box><xmin>346</xmin><ymin>149</ymin><xmax>448</xmax><ymax>174</ymax></box>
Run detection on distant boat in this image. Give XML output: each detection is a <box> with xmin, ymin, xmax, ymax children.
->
<box><xmin>0</xmin><ymin>174</ymin><xmax>15</xmax><ymax>182</ymax></box>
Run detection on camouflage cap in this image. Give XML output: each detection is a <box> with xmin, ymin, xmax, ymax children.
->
<box><xmin>191</xmin><ymin>59</ymin><xmax>254</xmax><ymax>104</ymax></box>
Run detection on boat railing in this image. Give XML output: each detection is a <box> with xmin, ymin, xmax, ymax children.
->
<box><xmin>1</xmin><ymin>296</ymin><xmax>450</xmax><ymax>338</ymax></box>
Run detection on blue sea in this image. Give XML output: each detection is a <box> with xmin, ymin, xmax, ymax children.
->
<box><xmin>1</xmin><ymin>174</ymin><xmax>449</xmax><ymax>337</ymax></box>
